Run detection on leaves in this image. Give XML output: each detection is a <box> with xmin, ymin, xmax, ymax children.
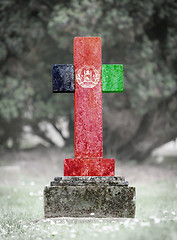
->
<box><xmin>0</xmin><ymin>0</ymin><xmax>176</xmax><ymax>152</ymax></box>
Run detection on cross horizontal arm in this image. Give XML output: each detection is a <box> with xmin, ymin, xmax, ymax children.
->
<box><xmin>53</xmin><ymin>64</ymin><xmax>123</xmax><ymax>93</ymax></box>
<box><xmin>101</xmin><ymin>64</ymin><xmax>123</xmax><ymax>93</ymax></box>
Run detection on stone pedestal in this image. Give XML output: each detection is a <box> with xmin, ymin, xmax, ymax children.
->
<box><xmin>44</xmin><ymin>177</ymin><xmax>136</xmax><ymax>218</ymax></box>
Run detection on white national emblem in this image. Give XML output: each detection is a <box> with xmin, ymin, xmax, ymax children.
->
<box><xmin>76</xmin><ymin>66</ymin><xmax>100</xmax><ymax>88</ymax></box>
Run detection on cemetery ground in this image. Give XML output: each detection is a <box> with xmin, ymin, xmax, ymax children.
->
<box><xmin>0</xmin><ymin>147</ymin><xmax>177</xmax><ymax>240</ymax></box>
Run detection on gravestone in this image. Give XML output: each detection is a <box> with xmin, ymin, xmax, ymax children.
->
<box><xmin>44</xmin><ymin>37</ymin><xmax>136</xmax><ymax>218</ymax></box>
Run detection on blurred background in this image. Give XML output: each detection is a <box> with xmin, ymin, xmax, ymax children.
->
<box><xmin>0</xmin><ymin>0</ymin><xmax>177</xmax><ymax>165</ymax></box>
<box><xmin>1</xmin><ymin>2</ymin><xmax>177</xmax><ymax>237</ymax></box>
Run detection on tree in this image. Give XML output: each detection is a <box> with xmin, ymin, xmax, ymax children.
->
<box><xmin>0</xmin><ymin>0</ymin><xmax>176</xmax><ymax>161</ymax></box>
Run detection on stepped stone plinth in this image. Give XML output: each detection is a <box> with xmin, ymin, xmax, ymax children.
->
<box><xmin>44</xmin><ymin>176</ymin><xmax>136</xmax><ymax>218</ymax></box>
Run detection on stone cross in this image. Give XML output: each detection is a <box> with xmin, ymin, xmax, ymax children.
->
<box><xmin>53</xmin><ymin>37</ymin><xmax>123</xmax><ymax>176</ymax></box>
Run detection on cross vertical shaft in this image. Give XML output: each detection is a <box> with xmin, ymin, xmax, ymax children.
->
<box><xmin>74</xmin><ymin>37</ymin><xmax>103</xmax><ymax>158</ymax></box>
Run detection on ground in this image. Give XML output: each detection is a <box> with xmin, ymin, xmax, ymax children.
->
<box><xmin>0</xmin><ymin>147</ymin><xmax>177</xmax><ymax>240</ymax></box>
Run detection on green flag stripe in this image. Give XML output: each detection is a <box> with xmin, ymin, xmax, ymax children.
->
<box><xmin>101</xmin><ymin>64</ymin><xmax>123</xmax><ymax>93</ymax></box>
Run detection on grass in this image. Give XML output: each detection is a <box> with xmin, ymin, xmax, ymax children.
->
<box><xmin>0</xmin><ymin>179</ymin><xmax>177</xmax><ymax>240</ymax></box>
<box><xmin>0</xmin><ymin>147</ymin><xmax>177</xmax><ymax>239</ymax></box>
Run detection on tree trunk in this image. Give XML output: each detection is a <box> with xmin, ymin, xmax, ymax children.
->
<box><xmin>103</xmin><ymin>90</ymin><xmax>177</xmax><ymax>161</ymax></box>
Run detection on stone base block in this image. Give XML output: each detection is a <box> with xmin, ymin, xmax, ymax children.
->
<box><xmin>44</xmin><ymin>176</ymin><xmax>136</xmax><ymax>218</ymax></box>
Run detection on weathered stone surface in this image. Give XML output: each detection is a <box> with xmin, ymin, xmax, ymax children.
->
<box><xmin>51</xmin><ymin>176</ymin><xmax>128</xmax><ymax>186</ymax></box>
<box><xmin>44</xmin><ymin>176</ymin><xmax>136</xmax><ymax>218</ymax></box>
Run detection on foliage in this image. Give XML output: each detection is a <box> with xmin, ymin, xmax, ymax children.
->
<box><xmin>0</xmin><ymin>0</ymin><xmax>176</xmax><ymax>159</ymax></box>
